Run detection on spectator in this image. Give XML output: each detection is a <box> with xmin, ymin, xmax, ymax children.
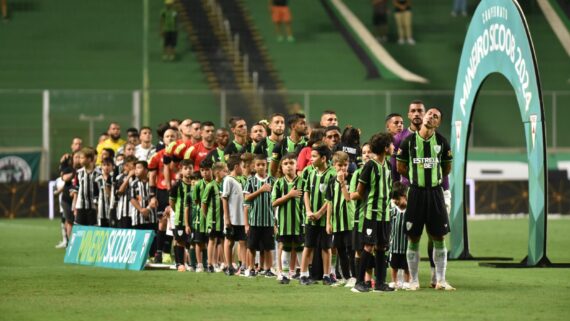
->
<box><xmin>59</xmin><ymin>137</ymin><xmax>83</xmax><ymax>172</ymax></box>
<box><xmin>451</xmin><ymin>0</ymin><xmax>467</xmax><ymax>17</ymax></box>
<box><xmin>372</xmin><ymin>0</ymin><xmax>389</xmax><ymax>42</ymax></box>
<box><xmin>270</xmin><ymin>0</ymin><xmax>294</xmax><ymax>42</ymax></box>
<box><xmin>2</xmin><ymin>0</ymin><xmax>8</xmax><ymax>22</ymax></box>
<box><xmin>160</xmin><ymin>0</ymin><xmax>178</xmax><ymax>61</ymax></box>
<box><xmin>393</xmin><ymin>0</ymin><xmax>415</xmax><ymax>45</ymax></box>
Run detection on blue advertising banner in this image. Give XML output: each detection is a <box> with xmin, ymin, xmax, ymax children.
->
<box><xmin>64</xmin><ymin>225</ymin><xmax>155</xmax><ymax>271</ymax></box>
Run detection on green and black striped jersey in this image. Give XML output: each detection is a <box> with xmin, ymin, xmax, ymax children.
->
<box><xmin>396</xmin><ymin>131</ymin><xmax>452</xmax><ymax>188</ymax></box>
<box><xmin>272</xmin><ymin>136</ymin><xmax>307</xmax><ymax>162</ymax></box>
<box><xmin>169</xmin><ymin>180</ymin><xmax>192</xmax><ymax>227</ymax></box>
<box><xmin>304</xmin><ymin>166</ymin><xmax>337</xmax><ymax>227</ymax></box>
<box><xmin>326</xmin><ymin>179</ymin><xmax>354</xmax><ymax>233</ymax></box>
<box><xmin>192</xmin><ymin>179</ymin><xmax>208</xmax><ymax>233</ymax></box>
<box><xmin>224</xmin><ymin>140</ymin><xmax>252</xmax><ymax>160</ymax></box>
<box><xmin>359</xmin><ymin>159</ymin><xmax>392</xmax><ymax>222</ymax></box>
<box><xmin>389</xmin><ymin>206</ymin><xmax>408</xmax><ymax>254</ymax></box>
<box><xmin>202</xmin><ymin>180</ymin><xmax>223</xmax><ymax>233</ymax></box>
<box><xmin>272</xmin><ymin>176</ymin><xmax>304</xmax><ymax>236</ymax></box>
<box><xmin>245</xmin><ymin>175</ymin><xmax>275</xmax><ymax>227</ymax></box>
<box><xmin>300</xmin><ymin>164</ymin><xmax>314</xmax><ymax>191</ymax></box>
<box><xmin>254</xmin><ymin>137</ymin><xmax>280</xmax><ymax>175</ymax></box>
<box><xmin>236</xmin><ymin>175</ymin><xmax>248</xmax><ymax>190</ymax></box>
<box><xmin>205</xmin><ymin>147</ymin><xmax>225</xmax><ymax>164</ymax></box>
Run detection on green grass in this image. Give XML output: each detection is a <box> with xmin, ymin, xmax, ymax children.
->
<box><xmin>1</xmin><ymin>218</ymin><xmax>569</xmax><ymax>321</ymax></box>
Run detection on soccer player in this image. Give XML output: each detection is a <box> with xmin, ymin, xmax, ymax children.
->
<box><xmin>94</xmin><ymin>157</ymin><xmax>115</xmax><ymax>227</ymax></box>
<box><xmin>184</xmin><ymin>121</ymin><xmax>216</xmax><ymax>172</ymax></box>
<box><xmin>205</xmin><ymin>128</ymin><xmax>230</xmax><ymax>163</ymax></box>
<box><xmin>388</xmin><ymin>181</ymin><xmax>410</xmax><ymax>289</ymax></box>
<box><xmin>320</xmin><ymin>110</ymin><xmax>338</xmax><ymax>127</ymax></box>
<box><xmin>224</xmin><ymin>117</ymin><xmax>251</xmax><ymax>159</ymax></box>
<box><xmin>71</xmin><ymin>147</ymin><xmax>98</xmax><ymax>226</ymax></box>
<box><xmin>324</xmin><ymin>126</ymin><xmax>341</xmax><ymax>152</ymax></box>
<box><xmin>391</xmin><ymin>100</ymin><xmax>425</xmax><ymax>183</ymax></box>
<box><xmin>348</xmin><ymin>142</ymin><xmax>373</xmax><ymax>288</ymax></box>
<box><xmin>189</xmin><ymin>120</ymin><xmax>202</xmax><ymax>146</ymax></box>
<box><xmin>203</xmin><ymin>162</ymin><xmax>226</xmax><ymax>273</ymax></box>
<box><xmin>270</xmin><ymin>113</ymin><xmax>308</xmax><ymax>177</ymax></box>
<box><xmin>250</xmin><ymin>122</ymin><xmax>268</xmax><ymax>151</ymax></box>
<box><xmin>244</xmin><ymin>155</ymin><xmax>276</xmax><ymax>277</ymax></box>
<box><xmin>351</xmin><ymin>132</ymin><xmax>394</xmax><ymax>293</ymax></box>
<box><xmin>149</xmin><ymin>127</ymin><xmax>177</xmax><ymax>263</ymax></box>
<box><xmin>114</xmin><ymin>156</ymin><xmax>138</xmax><ymax>228</ymax></box>
<box><xmin>299</xmin><ymin>144</ymin><xmax>336</xmax><ymax>285</ymax></box>
<box><xmin>135</xmin><ymin>126</ymin><xmax>156</xmax><ymax>161</ymax></box>
<box><xmin>222</xmin><ymin>155</ymin><xmax>246</xmax><ymax>276</ymax></box>
<box><xmin>170</xmin><ymin>160</ymin><xmax>193</xmax><ymax>272</ymax></box>
<box><xmin>326</xmin><ymin>151</ymin><xmax>354</xmax><ymax>286</ymax></box>
<box><xmin>396</xmin><ymin>107</ymin><xmax>455</xmax><ymax>291</ymax></box>
<box><xmin>272</xmin><ymin>153</ymin><xmax>304</xmax><ymax>284</ymax></box>
<box><xmin>254</xmin><ymin>113</ymin><xmax>285</xmax><ymax>174</ymax></box>
<box><xmin>385</xmin><ymin>113</ymin><xmax>404</xmax><ymax>137</ymax></box>
<box><xmin>192</xmin><ymin>159</ymin><xmax>214</xmax><ymax>272</ymax></box>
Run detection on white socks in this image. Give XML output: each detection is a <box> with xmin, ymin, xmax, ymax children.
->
<box><xmin>406</xmin><ymin>246</ymin><xmax>420</xmax><ymax>283</ymax></box>
<box><xmin>433</xmin><ymin>246</ymin><xmax>447</xmax><ymax>284</ymax></box>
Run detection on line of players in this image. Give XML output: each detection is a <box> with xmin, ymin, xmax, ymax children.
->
<box><xmin>56</xmin><ymin>101</ymin><xmax>454</xmax><ymax>292</ymax></box>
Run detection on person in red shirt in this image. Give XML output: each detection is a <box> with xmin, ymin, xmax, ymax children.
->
<box><xmin>296</xmin><ymin>127</ymin><xmax>325</xmax><ymax>173</ymax></box>
<box><xmin>149</xmin><ymin>127</ymin><xmax>178</xmax><ymax>263</ymax></box>
<box><xmin>184</xmin><ymin>121</ymin><xmax>216</xmax><ymax>172</ymax></box>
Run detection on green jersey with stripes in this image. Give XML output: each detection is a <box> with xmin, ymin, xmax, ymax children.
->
<box><xmin>359</xmin><ymin>159</ymin><xmax>392</xmax><ymax>222</ymax></box>
<box><xmin>300</xmin><ymin>165</ymin><xmax>314</xmax><ymax>191</ymax></box>
<box><xmin>245</xmin><ymin>175</ymin><xmax>275</xmax><ymax>227</ymax></box>
<box><xmin>272</xmin><ymin>176</ymin><xmax>304</xmax><ymax>236</ymax></box>
<box><xmin>350</xmin><ymin>167</ymin><xmax>367</xmax><ymax>233</ymax></box>
<box><xmin>326</xmin><ymin>179</ymin><xmax>354</xmax><ymax>233</ymax></box>
<box><xmin>304</xmin><ymin>166</ymin><xmax>337</xmax><ymax>227</ymax></box>
<box><xmin>396</xmin><ymin>131</ymin><xmax>452</xmax><ymax>188</ymax></box>
<box><xmin>236</xmin><ymin>175</ymin><xmax>248</xmax><ymax>190</ymax></box>
<box><xmin>202</xmin><ymin>180</ymin><xmax>223</xmax><ymax>233</ymax></box>
<box><xmin>389</xmin><ymin>206</ymin><xmax>408</xmax><ymax>254</ymax></box>
<box><xmin>272</xmin><ymin>136</ymin><xmax>307</xmax><ymax>163</ymax></box>
<box><xmin>205</xmin><ymin>147</ymin><xmax>225</xmax><ymax>164</ymax></box>
<box><xmin>169</xmin><ymin>180</ymin><xmax>192</xmax><ymax>227</ymax></box>
<box><xmin>192</xmin><ymin>179</ymin><xmax>208</xmax><ymax>233</ymax></box>
<box><xmin>254</xmin><ymin>137</ymin><xmax>280</xmax><ymax>175</ymax></box>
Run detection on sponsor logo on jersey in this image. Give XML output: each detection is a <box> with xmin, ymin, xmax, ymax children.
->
<box><xmin>412</xmin><ymin>157</ymin><xmax>440</xmax><ymax>169</ymax></box>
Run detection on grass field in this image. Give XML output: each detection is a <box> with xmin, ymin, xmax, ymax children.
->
<box><xmin>1</xmin><ymin>218</ymin><xmax>569</xmax><ymax>321</ymax></box>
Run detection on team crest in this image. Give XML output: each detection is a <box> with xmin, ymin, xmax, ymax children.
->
<box><xmin>319</xmin><ymin>183</ymin><xmax>327</xmax><ymax>193</ymax></box>
<box><xmin>396</xmin><ymin>149</ymin><xmax>402</xmax><ymax>156</ymax></box>
<box><xmin>434</xmin><ymin>145</ymin><xmax>441</xmax><ymax>154</ymax></box>
<box><xmin>366</xmin><ymin>228</ymin><xmax>372</xmax><ymax>236</ymax></box>
<box><xmin>406</xmin><ymin>222</ymin><xmax>413</xmax><ymax>231</ymax></box>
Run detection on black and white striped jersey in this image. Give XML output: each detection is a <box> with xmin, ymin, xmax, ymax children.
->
<box><xmin>129</xmin><ymin>178</ymin><xmax>156</xmax><ymax>226</ymax></box>
<box><xmin>94</xmin><ymin>174</ymin><xmax>114</xmax><ymax>224</ymax></box>
<box><xmin>71</xmin><ymin>167</ymin><xmax>99</xmax><ymax>210</ymax></box>
<box><xmin>114</xmin><ymin>173</ymin><xmax>132</xmax><ymax>220</ymax></box>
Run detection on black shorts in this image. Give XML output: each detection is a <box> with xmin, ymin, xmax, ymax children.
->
<box><xmin>75</xmin><ymin>209</ymin><xmax>97</xmax><ymax>226</ymax></box>
<box><xmin>99</xmin><ymin>218</ymin><xmax>110</xmax><ymax>227</ymax></box>
<box><xmin>351</xmin><ymin>225</ymin><xmax>363</xmax><ymax>252</ymax></box>
<box><xmin>224</xmin><ymin>225</ymin><xmax>247</xmax><ymax>241</ymax></box>
<box><xmin>361</xmin><ymin>219</ymin><xmax>391</xmax><ymax>249</ymax></box>
<box><xmin>247</xmin><ymin>226</ymin><xmax>274</xmax><ymax>251</ymax></box>
<box><xmin>277</xmin><ymin>235</ymin><xmax>304</xmax><ymax>246</ymax></box>
<box><xmin>156</xmin><ymin>189</ymin><xmax>169</xmax><ymax>218</ymax></box>
<box><xmin>62</xmin><ymin>201</ymin><xmax>74</xmax><ymax>224</ymax></box>
<box><xmin>173</xmin><ymin>228</ymin><xmax>189</xmax><ymax>243</ymax></box>
<box><xmin>405</xmin><ymin>185</ymin><xmax>449</xmax><ymax>238</ymax></box>
<box><xmin>304</xmin><ymin>225</ymin><xmax>332</xmax><ymax>250</ymax></box>
<box><xmin>118</xmin><ymin>217</ymin><xmax>132</xmax><ymax>229</ymax></box>
<box><xmin>208</xmin><ymin>230</ymin><xmax>224</xmax><ymax>240</ymax></box>
<box><xmin>134</xmin><ymin>223</ymin><xmax>157</xmax><ymax>231</ymax></box>
<box><xmin>389</xmin><ymin>253</ymin><xmax>408</xmax><ymax>270</ymax></box>
<box><xmin>333</xmin><ymin>230</ymin><xmax>352</xmax><ymax>250</ymax></box>
<box><xmin>372</xmin><ymin>12</ymin><xmax>387</xmax><ymax>25</ymax></box>
<box><xmin>163</xmin><ymin>31</ymin><xmax>177</xmax><ymax>47</ymax></box>
<box><xmin>192</xmin><ymin>232</ymin><xmax>208</xmax><ymax>244</ymax></box>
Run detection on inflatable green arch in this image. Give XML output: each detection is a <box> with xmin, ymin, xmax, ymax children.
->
<box><xmin>449</xmin><ymin>0</ymin><xmax>549</xmax><ymax>266</ymax></box>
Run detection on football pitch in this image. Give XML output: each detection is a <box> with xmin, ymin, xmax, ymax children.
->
<box><xmin>0</xmin><ymin>218</ymin><xmax>569</xmax><ymax>321</ymax></box>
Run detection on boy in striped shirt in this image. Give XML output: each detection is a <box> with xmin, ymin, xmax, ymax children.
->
<box><xmin>94</xmin><ymin>157</ymin><xmax>114</xmax><ymax>227</ymax></box>
<box><xmin>244</xmin><ymin>154</ymin><xmax>276</xmax><ymax>277</ymax></box>
<box><xmin>299</xmin><ymin>144</ymin><xmax>337</xmax><ymax>285</ymax></box>
<box><xmin>389</xmin><ymin>181</ymin><xmax>410</xmax><ymax>289</ymax></box>
<box><xmin>169</xmin><ymin>159</ymin><xmax>193</xmax><ymax>272</ymax></box>
<box><xmin>192</xmin><ymin>159</ymin><xmax>213</xmax><ymax>272</ymax></box>
<box><xmin>351</xmin><ymin>132</ymin><xmax>394</xmax><ymax>293</ymax></box>
<box><xmin>272</xmin><ymin>153</ymin><xmax>304</xmax><ymax>284</ymax></box>
<box><xmin>71</xmin><ymin>147</ymin><xmax>98</xmax><ymax>226</ymax></box>
<box><xmin>326</xmin><ymin>151</ymin><xmax>354</xmax><ymax>286</ymax></box>
<box><xmin>202</xmin><ymin>162</ymin><xmax>225</xmax><ymax>273</ymax></box>
<box><xmin>114</xmin><ymin>156</ymin><xmax>137</xmax><ymax>228</ymax></box>
<box><xmin>129</xmin><ymin>161</ymin><xmax>157</xmax><ymax>231</ymax></box>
